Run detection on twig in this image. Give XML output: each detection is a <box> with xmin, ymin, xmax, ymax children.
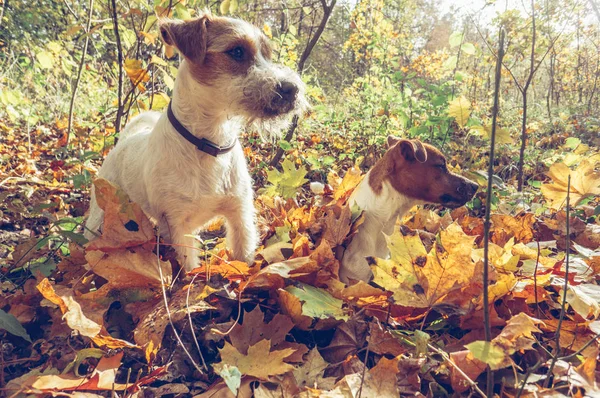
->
<box><xmin>357</xmin><ymin>342</ymin><xmax>370</xmax><ymax>398</ymax></box>
<box><xmin>534</xmin><ymin>239</ymin><xmax>541</xmax><ymax>318</ymax></box>
<box><xmin>428</xmin><ymin>344</ymin><xmax>487</xmax><ymax>398</ymax></box>
<box><xmin>544</xmin><ymin>175</ymin><xmax>571</xmax><ymax>387</ymax></box>
<box><xmin>110</xmin><ymin>0</ymin><xmax>124</xmax><ymax>136</ymax></box>
<box><xmin>482</xmin><ymin>27</ymin><xmax>505</xmax><ymax>398</ymax></box>
<box><xmin>185</xmin><ymin>271</ymin><xmax>208</xmax><ymax>371</ymax></box>
<box><xmin>66</xmin><ymin>0</ymin><xmax>94</xmax><ymax>147</ymax></box>
<box><xmin>155</xmin><ymin>230</ymin><xmax>205</xmax><ymax>374</ymax></box>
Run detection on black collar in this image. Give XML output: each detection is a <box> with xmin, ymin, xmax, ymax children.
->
<box><xmin>167</xmin><ymin>102</ymin><xmax>237</xmax><ymax>157</ymax></box>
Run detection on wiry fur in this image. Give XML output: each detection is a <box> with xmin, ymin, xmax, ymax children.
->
<box><xmin>85</xmin><ymin>14</ymin><xmax>307</xmax><ymax>271</ymax></box>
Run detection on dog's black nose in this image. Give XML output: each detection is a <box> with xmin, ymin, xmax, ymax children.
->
<box><xmin>276</xmin><ymin>81</ymin><xmax>298</xmax><ymax>103</ymax></box>
<box><xmin>458</xmin><ymin>180</ymin><xmax>479</xmax><ymax>197</ymax></box>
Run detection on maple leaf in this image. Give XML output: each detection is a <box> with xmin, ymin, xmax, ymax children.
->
<box><xmin>448</xmin><ymin>96</ymin><xmax>471</xmax><ymax>128</ymax></box>
<box><xmin>228</xmin><ymin>306</ymin><xmax>307</xmax><ymax>361</ymax></box>
<box><xmin>339</xmin><ymin>356</ymin><xmax>401</xmax><ymax>397</ymax></box>
<box><xmin>214</xmin><ymin>340</ymin><xmax>296</xmax><ymax>380</ymax></box>
<box><xmin>260</xmin><ymin>158</ymin><xmax>308</xmax><ymax>199</ymax></box>
<box><xmin>329</xmin><ymin>167</ymin><xmax>363</xmax><ymax>201</ymax></box>
<box><xmin>322</xmin><ymin>203</ymin><xmax>352</xmax><ymax>247</ymax></box>
<box><xmin>320</xmin><ymin>319</ymin><xmax>368</xmax><ymax>363</ymax></box>
<box><xmin>84</xmin><ymin>248</ymin><xmax>172</xmax><ymax>290</ymax></box>
<box><xmin>371</xmin><ymin>223</ymin><xmax>476</xmax><ymax>308</ymax></box>
<box><xmin>87</xmin><ymin>178</ymin><xmax>155</xmax><ymax>251</ymax></box>
<box><xmin>541</xmin><ymin>159</ymin><xmax>600</xmax><ymax>210</ymax></box>
<box><xmin>293</xmin><ymin>349</ymin><xmax>336</xmax><ymax>390</ymax></box>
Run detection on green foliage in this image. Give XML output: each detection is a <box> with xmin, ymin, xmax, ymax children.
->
<box><xmin>0</xmin><ymin>310</ymin><xmax>32</xmax><ymax>343</ymax></box>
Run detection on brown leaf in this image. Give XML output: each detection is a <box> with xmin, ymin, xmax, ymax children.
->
<box><xmin>87</xmin><ymin>178</ymin><xmax>154</xmax><ymax>251</ymax></box>
<box><xmin>449</xmin><ymin>350</ymin><xmax>487</xmax><ymax>393</ymax></box>
<box><xmin>367</xmin><ymin>322</ymin><xmax>406</xmax><ymax>356</ymax></box>
<box><xmin>84</xmin><ymin>248</ymin><xmax>171</xmax><ymax>289</ymax></box>
<box><xmin>229</xmin><ymin>306</ymin><xmax>295</xmax><ymax>355</ymax></box>
<box><xmin>322</xmin><ymin>203</ymin><xmax>352</xmax><ymax>248</ymax></box>
<box><xmin>292</xmin><ymin>348</ymin><xmax>336</xmax><ymax>390</ymax></box>
<box><xmin>320</xmin><ymin>319</ymin><xmax>367</xmax><ymax>364</ymax></box>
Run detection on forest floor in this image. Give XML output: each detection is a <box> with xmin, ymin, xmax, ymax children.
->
<box><xmin>1</xmin><ymin>115</ymin><xmax>600</xmax><ymax>397</ymax></box>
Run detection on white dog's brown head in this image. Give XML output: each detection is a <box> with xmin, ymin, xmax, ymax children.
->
<box><xmin>159</xmin><ymin>13</ymin><xmax>307</xmax><ymax>129</ymax></box>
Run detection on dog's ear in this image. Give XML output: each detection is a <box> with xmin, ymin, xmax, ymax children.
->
<box><xmin>159</xmin><ymin>16</ymin><xmax>210</xmax><ymax>63</ymax></box>
<box><xmin>387</xmin><ymin>135</ymin><xmax>401</xmax><ymax>148</ymax></box>
<box><xmin>399</xmin><ymin>139</ymin><xmax>428</xmax><ymax>163</ymax></box>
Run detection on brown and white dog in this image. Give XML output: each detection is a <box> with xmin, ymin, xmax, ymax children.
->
<box><xmin>85</xmin><ymin>13</ymin><xmax>307</xmax><ymax>271</ymax></box>
<box><xmin>340</xmin><ymin>136</ymin><xmax>478</xmax><ymax>283</ymax></box>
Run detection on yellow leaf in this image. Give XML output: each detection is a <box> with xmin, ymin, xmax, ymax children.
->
<box><xmin>541</xmin><ymin>159</ymin><xmax>600</xmax><ymax>209</ymax></box>
<box><xmin>140</xmin><ymin>31</ymin><xmax>157</xmax><ymax>45</ymax></box>
<box><xmin>150</xmin><ymin>54</ymin><xmax>167</xmax><ymax>66</ymax></box>
<box><xmin>371</xmin><ymin>223</ymin><xmax>476</xmax><ymax>308</ymax></box>
<box><xmin>214</xmin><ymin>340</ymin><xmax>295</xmax><ymax>380</ymax></box>
<box><xmin>333</xmin><ymin>167</ymin><xmax>363</xmax><ymax>201</ymax></box>
<box><xmin>123</xmin><ymin>58</ymin><xmax>150</xmax><ymax>92</ymax></box>
<box><xmin>448</xmin><ymin>96</ymin><xmax>471</xmax><ymax>128</ymax></box>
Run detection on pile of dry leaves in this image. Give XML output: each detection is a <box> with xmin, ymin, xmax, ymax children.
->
<box><xmin>1</xmin><ymin>122</ymin><xmax>600</xmax><ymax>397</ymax></box>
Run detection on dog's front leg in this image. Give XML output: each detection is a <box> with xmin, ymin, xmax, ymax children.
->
<box><xmin>223</xmin><ymin>196</ymin><xmax>258</xmax><ymax>265</ymax></box>
<box><xmin>157</xmin><ymin>213</ymin><xmax>199</xmax><ymax>272</ymax></box>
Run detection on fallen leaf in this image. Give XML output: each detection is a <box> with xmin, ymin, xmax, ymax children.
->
<box><xmin>214</xmin><ymin>340</ymin><xmax>296</xmax><ymax>380</ymax></box>
<box><xmin>87</xmin><ymin>178</ymin><xmax>155</xmax><ymax>251</ymax></box>
<box><xmin>541</xmin><ymin>159</ymin><xmax>600</xmax><ymax>210</ymax></box>
<box><xmin>285</xmin><ymin>283</ymin><xmax>348</xmax><ymax>321</ymax></box>
<box><xmin>293</xmin><ymin>348</ymin><xmax>336</xmax><ymax>390</ymax></box>
<box><xmin>371</xmin><ymin>223</ymin><xmax>476</xmax><ymax>308</ymax></box>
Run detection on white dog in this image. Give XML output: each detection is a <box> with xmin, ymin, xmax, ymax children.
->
<box><xmin>85</xmin><ymin>13</ymin><xmax>307</xmax><ymax>271</ymax></box>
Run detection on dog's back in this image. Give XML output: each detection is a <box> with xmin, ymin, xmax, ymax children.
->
<box><xmin>119</xmin><ymin>111</ymin><xmax>162</xmax><ymax>141</ymax></box>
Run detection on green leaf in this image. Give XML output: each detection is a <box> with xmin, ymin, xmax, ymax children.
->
<box><xmin>565</xmin><ymin>137</ymin><xmax>581</xmax><ymax>149</ymax></box>
<box><xmin>216</xmin><ymin>364</ymin><xmax>242</xmax><ymax>396</ymax></box>
<box><xmin>174</xmin><ymin>3</ymin><xmax>191</xmax><ymax>20</ymax></box>
<box><xmin>0</xmin><ymin>309</ymin><xmax>32</xmax><ymax>342</ymax></box>
<box><xmin>285</xmin><ymin>283</ymin><xmax>348</xmax><ymax>321</ymax></box>
<box><xmin>36</xmin><ymin>51</ymin><xmax>53</xmax><ymax>69</ymax></box>
<box><xmin>56</xmin><ymin>230</ymin><xmax>89</xmax><ymax>246</ymax></box>
<box><xmin>449</xmin><ymin>31</ymin><xmax>463</xmax><ymax>47</ymax></box>
<box><xmin>465</xmin><ymin>341</ymin><xmax>506</xmax><ymax>369</ymax></box>
<box><xmin>260</xmin><ymin>158</ymin><xmax>308</xmax><ymax>199</ymax></box>
<box><xmin>220</xmin><ymin>0</ymin><xmax>231</xmax><ymax>14</ymax></box>
<box><xmin>279</xmin><ymin>140</ymin><xmax>292</xmax><ymax>151</ymax></box>
<box><xmin>461</xmin><ymin>43</ymin><xmax>476</xmax><ymax>55</ymax></box>
<box><xmin>442</xmin><ymin>55</ymin><xmax>457</xmax><ymax>70</ymax></box>
<box><xmin>414</xmin><ymin>330</ymin><xmax>430</xmax><ymax>356</ymax></box>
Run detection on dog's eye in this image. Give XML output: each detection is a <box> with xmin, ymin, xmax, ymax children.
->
<box><xmin>227</xmin><ymin>46</ymin><xmax>245</xmax><ymax>61</ymax></box>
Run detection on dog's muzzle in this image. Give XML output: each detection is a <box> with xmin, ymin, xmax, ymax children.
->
<box><xmin>264</xmin><ymin>80</ymin><xmax>299</xmax><ymax>116</ymax></box>
<box><xmin>439</xmin><ymin>178</ymin><xmax>478</xmax><ymax>208</ymax></box>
